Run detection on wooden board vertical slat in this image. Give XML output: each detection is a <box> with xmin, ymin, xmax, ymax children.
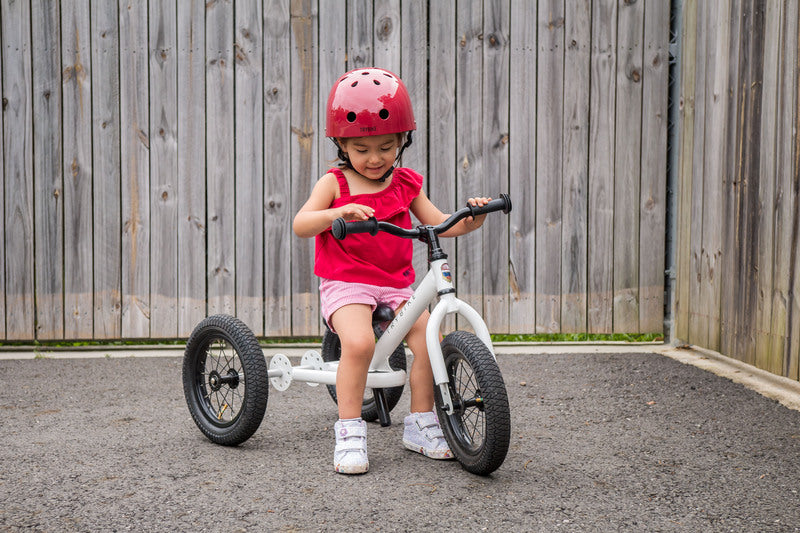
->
<box><xmin>455</xmin><ymin>0</ymin><xmax>484</xmax><ymax>324</ymax></box>
<box><xmin>33</xmin><ymin>0</ymin><xmax>64</xmax><ymax>339</ymax></box>
<box><xmin>149</xmin><ymin>0</ymin><xmax>179</xmax><ymax>338</ymax></box>
<box><xmin>347</xmin><ymin>0</ymin><xmax>372</xmax><ymax>69</ymax></box>
<box><xmin>784</xmin><ymin>0</ymin><xmax>800</xmax><ymax>380</ymax></box>
<box><xmin>613</xmin><ymin>0</ymin><xmax>644</xmax><ymax>333</ymax></box>
<box><xmin>772</xmin><ymin>0</ymin><xmax>798</xmax><ymax>377</ymax></box>
<box><xmin>290</xmin><ymin>0</ymin><xmax>319</xmax><ymax>336</ymax></box>
<box><xmin>481</xmin><ymin>0</ymin><xmax>510</xmax><ymax>333</ymax></box>
<box><xmin>639</xmin><ymin>0</ymin><xmax>669</xmax><ymax>335</ymax></box>
<box><xmin>734</xmin><ymin>0</ymin><xmax>766</xmax><ymax>364</ymax></box>
<box><xmin>588</xmin><ymin>0</ymin><xmax>617</xmax><ymax>334</ymax></box>
<box><xmin>0</xmin><ymin>0</ymin><xmax>5</xmax><ymax>339</ymax></box>
<box><xmin>687</xmin><ymin>0</ymin><xmax>708</xmax><ymax>345</ymax></box>
<box><xmin>91</xmin><ymin>1</ymin><xmax>122</xmax><ymax>339</ymax></box>
<box><xmin>206</xmin><ymin>0</ymin><xmax>235</xmax><ymax>318</ymax></box>
<box><xmin>264</xmin><ymin>0</ymin><xmax>292</xmax><ymax>336</ymax></box>
<box><xmin>2</xmin><ymin>0</ymin><xmax>35</xmax><ymax>339</ymax></box>
<box><xmin>120</xmin><ymin>0</ymin><xmax>151</xmax><ymax>338</ymax></box>
<box><xmin>697</xmin><ymin>0</ymin><xmax>725</xmax><ymax>350</ymax></box>
<box><xmin>400</xmin><ymin>0</ymin><xmax>430</xmax><ymax>286</ymax></box>
<box><xmin>234</xmin><ymin>0</ymin><xmax>265</xmax><ymax>334</ymax></box>
<box><xmin>535</xmin><ymin>0</ymin><xmax>564</xmax><ymax>333</ymax></box>
<box><xmin>177</xmin><ymin>0</ymin><xmax>207</xmax><ymax>336</ymax></box>
<box><xmin>62</xmin><ymin>1</ymin><xmax>93</xmax><ymax>339</ymax></box>
<box><xmin>509</xmin><ymin>0</ymin><xmax>536</xmax><ymax>333</ymax></box>
<box><xmin>428</xmin><ymin>0</ymin><xmax>456</xmax><ymax>333</ymax></box>
<box><xmin>561</xmin><ymin>0</ymin><xmax>591</xmax><ymax>333</ymax></box>
<box><xmin>719</xmin><ymin>0</ymin><xmax>743</xmax><ymax>356</ymax></box>
<box><xmin>754</xmin><ymin>0</ymin><xmax>781</xmax><ymax>373</ymax></box>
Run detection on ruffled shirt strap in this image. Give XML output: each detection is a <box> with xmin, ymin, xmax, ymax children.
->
<box><xmin>328</xmin><ymin>168</ymin><xmax>351</xmax><ymax>199</ymax></box>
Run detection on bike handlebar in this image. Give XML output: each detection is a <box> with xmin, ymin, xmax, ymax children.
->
<box><xmin>331</xmin><ymin>193</ymin><xmax>512</xmax><ymax>240</ymax></box>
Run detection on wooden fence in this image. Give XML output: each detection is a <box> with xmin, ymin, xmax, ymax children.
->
<box><xmin>673</xmin><ymin>0</ymin><xmax>800</xmax><ymax>380</ymax></box>
<box><xmin>0</xmin><ymin>0</ymin><xmax>669</xmax><ymax>341</ymax></box>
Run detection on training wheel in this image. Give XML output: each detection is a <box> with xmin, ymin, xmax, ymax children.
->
<box><xmin>300</xmin><ymin>350</ymin><xmax>324</xmax><ymax>387</ymax></box>
<box><xmin>269</xmin><ymin>353</ymin><xmax>293</xmax><ymax>391</ymax></box>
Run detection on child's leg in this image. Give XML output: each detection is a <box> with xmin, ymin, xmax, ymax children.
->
<box><xmin>400</xmin><ymin>304</ymin><xmax>453</xmax><ymax>459</ymax></box>
<box><xmin>402</xmin><ymin>307</ymin><xmax>435</xmax><ymax>413</ymax></box>
<box><xmin>329</xmin><ymin>303</ymin><xmax>376</xmax><ymax>419</ymax></box>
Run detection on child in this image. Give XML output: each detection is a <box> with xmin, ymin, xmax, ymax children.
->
<box><xmin>293</xmin><ymin>67</ymin><xmax>490</xmax><ymax>474</ymax></box>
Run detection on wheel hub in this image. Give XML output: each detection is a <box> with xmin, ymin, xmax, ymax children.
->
<box><xmin>208</xmin><ymin>369</ymin><xmax>240</xmax><ymax>391</ymax></box>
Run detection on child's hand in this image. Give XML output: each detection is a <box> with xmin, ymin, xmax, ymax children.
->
<box><xmin>337</xmin><ymin>203</ymin><xmax>375</xmax><ymax>222</ymax></box>
<box><xmin>464</xmin><ymin>197</ymin><xmax>492</xmax><ymax>231</ymax></box>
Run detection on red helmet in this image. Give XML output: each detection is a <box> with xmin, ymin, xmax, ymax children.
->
<box><xmin>325</xmin><ymin>68</ymin><xmax>416</xmax><ymax>138</ymax></box>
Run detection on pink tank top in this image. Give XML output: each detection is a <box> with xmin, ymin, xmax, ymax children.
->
<box><xmin>315</xmin><ymin>167</ymin><xmax>423</xmax><ymax>288</ymax></box>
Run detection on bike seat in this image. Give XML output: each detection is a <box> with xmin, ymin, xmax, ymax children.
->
<box><xmin>372</xmin><ymin>305</ymin><xmax>395</xmax><ymax>325</ymax></box>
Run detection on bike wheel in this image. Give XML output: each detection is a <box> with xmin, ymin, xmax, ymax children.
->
<box><xmin>321</xmin><ymin>323</ymin><xmax>406</xmax><ymax>422</ymax></box>
<box><xmin>182</xmin><ymin>315</ymin><xmax>268</xmax><ymax>446</ymax></box>
<box><xmin>435</xmin><ymin>331</ymin><xmax>510</xmax><ymax>475</ymax></box>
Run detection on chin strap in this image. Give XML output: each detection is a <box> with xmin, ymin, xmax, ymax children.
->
<box><xmin>333</xmin><ymin>132</ymin><xmax>414</xmax><ymax>183</ymax></box>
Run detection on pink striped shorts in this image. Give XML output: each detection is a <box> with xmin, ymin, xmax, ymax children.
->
<box><xmin>320</xmin><ymin>278</ymin><xmax>414</xmax><ymax>332</ymax></box>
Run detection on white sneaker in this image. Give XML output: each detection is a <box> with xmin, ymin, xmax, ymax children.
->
<box><xmin>403</xmin><ymin>411</ymin><xmax>454</xmax><ymax>460</ymax></box>
<box><xmin>333</xmin><ymin>418</ymin><xmax>369</xmax><ymax>474</ymax></box>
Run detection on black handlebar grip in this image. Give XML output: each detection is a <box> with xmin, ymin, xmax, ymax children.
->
<box><xmin>331</xmin><ymin>217</ymin><xmax>348</xmax><ymax>240</ymax></box>
<box><xmin>331</xmin><ymin>217</ymin><xmax>380</xmax><ymax>240</ymax></box>
<box><xmin>465</xmin><ymin>194</ymin><xmax>513</xmax><ymax>217</ymax></box>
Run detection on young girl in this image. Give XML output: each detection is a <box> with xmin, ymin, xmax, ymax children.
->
<box><xmin>293</xmin><ymin>68</ymin><xmax>490</xmax><ymax>474</ymax></box>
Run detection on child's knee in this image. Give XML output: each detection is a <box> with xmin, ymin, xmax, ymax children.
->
<box><xmin>340</xmin><ymin>334</ymin><xmax>375</xmax><ymax>359</ymax></box>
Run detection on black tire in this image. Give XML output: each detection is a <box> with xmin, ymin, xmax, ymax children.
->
<box><xmin>435</xmin><ymin>331</ymin><xmax>510</xmax><ymax>475</ymax></box>
<box><xmin>321</xmin><ymin>323</ymin><xmax>406</xmax><ymax>422</ymax></box>
<box><xmin>182</xmin><ymin>314</ymin><xmax>268</xmax><ymax>446</ymax></box>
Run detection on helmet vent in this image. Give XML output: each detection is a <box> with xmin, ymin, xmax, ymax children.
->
<box><xmin>346</xmin><ymin>112</ymin><xmax>357</xmax><ymax>122</ymax></box>
<box><xmin>351</xmin><ymin>81</ymin><xmax>358</xmax><ymax>87</ymax></box>
<box><xmin>379</xmin><ymin>109</ymin><xmax>389</xmax><ymax>120</ymax></box>
<box><xmin>373</xmin><ymin>79</ymin><xmax>381</xmax><ymax>85</ymax></box>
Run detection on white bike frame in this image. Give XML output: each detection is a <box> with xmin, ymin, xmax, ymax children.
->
<box><xmin>267</xmin><ymin>258</ymin><xmax>495</xmax><ymax>415</ymax></box>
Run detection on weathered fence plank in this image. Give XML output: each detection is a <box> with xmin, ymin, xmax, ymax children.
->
<box><xmin>206</xmin><ymin>0</ymin><xmax>236</xmax><ymax>319</ymax></box>
<box><xmin>562</xmin><ymin>0</ymin><xmax>591</xmax><ymax>333</ymax></box>
<box><xmin>290</xmin><ymin>0</ymin><xmax>320</xmax><ymax>336</ymax></box>
<box><xmin>755</xmin><ymin>0</ymin><xmax>782</xmax><ymax>372</ymax></box>
<box><xmin>91</xmin><ymin>1</ymin><xmax>122</xmax><ymax>339</ymax></box>
<box><xmin>235</xmin><ymin>0</ymin><xmax>265</xmax><ymax>335</ymax></box>
<box><xmin>149</xmin><ymin>0</ymin><xmax>179</xmax><ymax>338</ymax></box>
<box><xmin>120</xmin><ymin>0</ymin><xmax>151</xmax><ymax>338</ymax></box>
<box><xmin>536</xmin><ymin>0</ymin><xmax>564</xmax><ymax>334</ymax></box>
<box><xmin>0</xmin><ymin>0</ymin><xmax>5</xmax><ymax>340</ymax></box>
<box><xmin>588</xmin><ymin>0</ymin><xmax>616</xmax><ymax>334</ymax></box>
<box><xmin>456</xmin><ymin>0</ymin><xmax>484</xmax><ymax>322</ymax></box>
<box><xmin>640</xmin><ymin>0</ymin><xmax>669</xmax><ymax>335</ymax></box>
<box><xmin>428</xmin><ymin>0</ymin><xmax>455</xmax><ymax>332</ymax></box>
<box><xmin>33</xmin><ymin>0</ymin><xmax>64</xmax><ymax>340</ymax></box>
<box><xmin>264</xmin><ymin>0</ymin><xmax>292</xmax><ymax>336</ymax></box>
<box><xmin>177</xmin><ymin>0</ymin><xmax>207</xmax><ymax>337</ymax></box>
<box><xmin>62</xmin><ymin>0</ymin><xmax>93</xmax><ymax>339</ymax></box>
<box><xmin>613</xmin><ymin>0</ymin><xmax>644</xmax><ymax>333</ymax></box>
<box><xmin>482</xmin><ymin>0</ymin><xmax>510</xmax><ymax>333</ymax></box>
<box><xmin>509</xmin><ymin>0</ymin><xmax>536</xmax><ymax>334</ymax></box>
<box><xmin>2</xmin><ymin>0</ymin><xmax>35</xmax><ymax>339</ymax></box>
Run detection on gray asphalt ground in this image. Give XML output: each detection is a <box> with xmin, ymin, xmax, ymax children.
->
<box><xmin>2</xmin><ymin>347</ymin><xmax>800</xmax><ymax>532</ymax></box>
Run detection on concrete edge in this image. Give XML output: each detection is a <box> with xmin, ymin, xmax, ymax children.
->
<box><xmin>654</xmin><ymin>344</ymin><xmax>800</xmax><ymax>413</ymax></box>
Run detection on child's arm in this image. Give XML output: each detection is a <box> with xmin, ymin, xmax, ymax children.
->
<box><xmin>410</xmin><ymin>190</ymin><xmax>491</xmax><ymax>237</ymax></box>
<box><xmin>293</xmin><ymin>173</ymin><xmax>376</xmax><ymax>238</ymax></box>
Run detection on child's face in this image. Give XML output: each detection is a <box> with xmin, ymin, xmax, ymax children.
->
<box><xmin>339</xmin><ymin>134</ymin><xmax>401</xmax><ymax>180</ymax></box>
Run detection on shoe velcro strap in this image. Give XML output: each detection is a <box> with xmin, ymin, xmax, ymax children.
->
<box><xmin>335</xmin><ymin>440</ymin><xmax>367</xmax><ymax>452</ymax></box>
<box><xmin>337</xmin><ymin>425</ymin><xmax>367</xmax><ymax>438</ymax></box>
